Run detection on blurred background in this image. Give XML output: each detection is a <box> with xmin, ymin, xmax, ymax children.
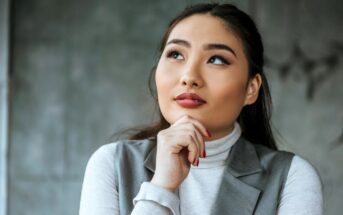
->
<box><xmin>0</xmin><ymin>0</ymin><xmax>342</xmax><ymax>214</ymax></box>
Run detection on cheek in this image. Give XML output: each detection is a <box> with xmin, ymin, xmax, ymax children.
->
<box><xmin>155</xmin><ymin>59</ymin><xmax>181</xmax><ymax>98</ymax></box>
<box><xmin>210</xmin><ymin>79</ymin><xmax>248</xmax><ymax>120</ymax></box>
<box><xmin>155</xmin><ymin>64</ymin><xmax>175</xmax><ymax>122</ymax></box>
<box><xmin>155</xmin><ymin>64</ymin><xmax>172</xmax><ymax>99</ymax></box>
<box><xmin>209</xmin><ymin>70</ymin><xmax>247</xmax><ymax>101</ymax></box>
<box><xmin>215</xmin><ymin>82</ymin><xmax>247</xmax><ymax>103</ymax></box>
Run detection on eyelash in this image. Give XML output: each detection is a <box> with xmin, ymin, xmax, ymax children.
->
<box><xmin>165</xmin><ymin>49</ymin><xmax>230</xmax><ymax>65</ymax></box>
<box><xmin>166</xmin><ymin>50</ymin><xmax>182</xmax><ymax>59</ymax></box>
<box><xmin>208</xmin><ymin>55</ymin><xmax>230</xmax><ymax>65</ymax></box>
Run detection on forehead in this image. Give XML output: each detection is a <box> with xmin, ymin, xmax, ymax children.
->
<box><xmin>167</xmin><ymin>14</ymin><xmax>243</xmax><ymax>51</ymax></box>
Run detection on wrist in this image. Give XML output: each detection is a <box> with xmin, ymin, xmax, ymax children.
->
<box><xmin>150</xmin><ymin>177</ymin><xmax>177</xmax><ymax>193</ymax></box>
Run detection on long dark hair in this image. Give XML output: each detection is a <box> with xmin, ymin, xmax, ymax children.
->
<box><xmin>116</xmin><ymin>3</ymin><xmax>277</xmax><ymax>150</ymax></box>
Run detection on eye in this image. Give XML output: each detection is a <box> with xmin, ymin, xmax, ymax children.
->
<box><xmin>208</xmin><ymin>55</ymin><xmax>230</xmax><ymax>65</ymax></box>
<box><xmin>166</xmin><ymin>50</ymin><xmax>184</xmax><ymax>60</ymax></box>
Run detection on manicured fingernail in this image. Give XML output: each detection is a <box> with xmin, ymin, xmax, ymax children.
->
<box><xmin>193</xmin><ymin>158</ymin><xmax>197</xmax><ymax>166</ymax></box>
<box><xmin>196</xmin><ymin>159</ymin><xmax>199</xmax><ymax>166</ymax></box>
<box><xmin>206</xmin><ymin>129</ymin><xmax>212</xmax><ymax>138</ymax></box>
<box><xmin>203</xmin><ymin>150</ymin><xmax>206</xmax><ymax>158</ymax></box>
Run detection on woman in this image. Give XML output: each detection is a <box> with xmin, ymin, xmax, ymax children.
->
<box><xmin>79</xmin><ymin>3</ymin><xmax>323</xmax><ymax>215</ymax></box>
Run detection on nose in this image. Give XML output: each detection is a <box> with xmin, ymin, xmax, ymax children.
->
<box><xmin>180</xmin><ymin>61</ymin><xmax>203</xmax><ymax>88</ymax></box>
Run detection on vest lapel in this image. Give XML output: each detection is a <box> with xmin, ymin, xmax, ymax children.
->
<box><xmin>143</xmin><ymin>142</ymin><xmax>157</xmax><ymax>173</ymax></box>
<box><xmin>211</xmin><ymin>137</ymin><xmax>263</xmax><ymax>215</ymax></box>
<box><xmin>143</xmin><ymin>137</ymin><xmax>264</xmax><ymax>215</ymax></box>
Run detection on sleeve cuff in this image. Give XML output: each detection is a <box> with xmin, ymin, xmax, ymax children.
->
<box><xmin>133</xmin><ymin>182</ymin><xmax>180</xmax><ymax>215</ymax></box>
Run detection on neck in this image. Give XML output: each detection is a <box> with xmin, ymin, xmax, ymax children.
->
<box><xmin>194</xmin><ymin>122</ymin><xmax>242</xmax><ymax>168</ymax></box>
<box><xmin>204</xmin><ymin>124</ymin><xmax>235</xmax><ymax>142</ymax></box>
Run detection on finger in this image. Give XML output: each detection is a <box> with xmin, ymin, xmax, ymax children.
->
<box><xmin>169</xmin><ymin>144</ymin><xmax>183</xmax><ymax>154</ymax></box>
<box><xmin>160</xmin><ymin>122</ymin><xmax>204</xmax><ymax>165</ymax></box>
<box><xmin>171</xmin><ymin>114</ymin><xmax>189</xmax><ymax>126</ymax></box>
<box><xmin>175</xmin><ymin>117</ymin><xmax>207</xmax><ymax>158</ymax></box>
<box><xmin>186</xmin><ymin>135</ymin><xmax>199</xmax><ymax>165</ymax></box>
<box><xmin>170</xmin><ymin>124</ymin><xmax>204</xmax><ymax>159</ymax></box>
<box><xmin>180</xmin><ymin>125</ymin><xmax>204</xmax><ymax>159</ymax></box>
<box><xmin>189</xmin><ymin>125</ymin><xmax>205</xmax><ymax>158</ymax></box>
<box><xmin>173</xmin><ymin>115</ymin><xmax>211</xmax><ymax>138</ymax></box>
<box><xmin>174</xmin><ymin>133</ymin><xmax>199</xmax><ymax>165</ymax></box>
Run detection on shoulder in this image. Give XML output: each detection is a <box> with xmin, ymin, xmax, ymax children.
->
<box><xmin>84</xmin><ymin>142</ymin><xmax>119</xmax><ymax>176</ymax></box>
<box><xmin>88</xmin><ymin>138</ymin><xmax>156</xmax><ymax>165</ymax></box>
<box><xmin>254</xmin><ymin>143</ymin><xmax>321</xmax><ymax>182</ymax></box>
<box><xmin>108</xmin><ymin>138</ymin><xmax>156</xmax><ymax>160</ymax></box>
<box><xmin>287</xmin><ymin>155</ymin><xmax>323</xmax><ymax>186</ymax></box>
<box><xmin>113</xmin><ymin>138</ymin><xmax>156</xmax><ymax>151</ymax></box>
<box><xmin>254</xmin><ymin>143</ymin><xmax>294</xmax><ymax>158</ymax></box>
<box><xmin>83</xmin><ymin>139</ymin><xmax>156</xmax><ymax>184</ymax></box>
<box><xmin>253</xmin><ymin>143</ymin><xmax>295</xmax><ymax>169</ymax></box>
<box><xmin>253</xmin><ymin>143</ymin><xmax>323</xmax><ymax>190</ymax></box>
<box><xmin>278</xmin><ymin>155</ymin><xmax>324</xmax><ymax>213</ymax></box>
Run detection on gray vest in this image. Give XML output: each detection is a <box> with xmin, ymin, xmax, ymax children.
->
<box><xmin>113</xmin><ymin>137</ymin><xmax>294</xmax><ymax>215</ymax></box>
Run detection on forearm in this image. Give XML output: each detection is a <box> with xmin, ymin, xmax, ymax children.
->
<box><xmin>132</xmin><ymin>182</ymin><xmax>180</xmax><ymax>215</ymax></box>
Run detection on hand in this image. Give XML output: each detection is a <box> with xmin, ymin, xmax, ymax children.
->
<box><xmin>150</xmin><ymin>115</ymin><xmax>211</xmax><ymax>193</ymax></box>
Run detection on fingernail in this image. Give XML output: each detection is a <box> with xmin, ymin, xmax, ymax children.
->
<box><xmin>206</xmin><ymin>129</ymin><xmax>212</xmax><ymax>138</ymax></box>
<box><xmin>196</xmin><ymin>159</ymin><xmax>200</xmax><ymax>166</ymax></box>
<box><xmin>193</xmin><ymin>158</ymin><xmax>197</xmax><ymax>166</ymax></box>
<box><xmin>203</xmin><ymin>150</ymin><xmax>206</xmax><ymax>158</ymax></box>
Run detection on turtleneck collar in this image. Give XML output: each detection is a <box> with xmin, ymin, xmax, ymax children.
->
<box><xmin>193</xmin><ymin>122</ymin><xmax>242</xmax><ymax>169</ymax></box>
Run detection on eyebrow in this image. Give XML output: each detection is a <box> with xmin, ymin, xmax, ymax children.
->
<box><xmin>166</xmin><ymin>38</ymin><xmax>237</xmax><ymax>57</ymax></box>
<box><xmin>167</xmin><ymin>39</ymin><xmax>191</xmax><ymax>47</ymax></box>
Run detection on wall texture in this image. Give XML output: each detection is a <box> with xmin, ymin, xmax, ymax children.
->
<box><xmin>0</xmin><ymin>0</ymin><xmax>9</xmax><ymax>214</ymax></box>
<box><xmin>7</xmin><ymin>0</ymin><xmax>343</xmax><ymax>214</ymax></box>
<box><xmin>255</xmin><ymin>1</ymin><xmax>343</xmax><ymax>215</ymax></box>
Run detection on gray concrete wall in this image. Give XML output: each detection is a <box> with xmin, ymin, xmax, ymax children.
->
<box><xmin>255</xmin><ymin>1</ymin><xmax>343</xmax><ymax>214</ymax></box>
<box><xmin>0</xmin><ymin>0</ymin><xmax>10</xmax><ymax>214</ymax></box>
<box><xmin>6</xmin><ymin>0</ymin><xmax>343</xmax><ymax>214</ymax></box>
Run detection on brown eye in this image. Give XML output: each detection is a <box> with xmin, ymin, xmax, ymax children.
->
<box><xmin>167</xmin><ymin>50</ymin><xmax>184</xmax><ymax>60</ymax></box>
<box><xmin>208</xmin><ymin>55</ymin><xmax>230</xmax><ymax>65</ymax></box>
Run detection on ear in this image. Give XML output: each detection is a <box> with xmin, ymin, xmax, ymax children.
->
<box><xmin>244</xmin><ymin>74</ymin><xmax>262</xmax><ymax>106</ymax></box>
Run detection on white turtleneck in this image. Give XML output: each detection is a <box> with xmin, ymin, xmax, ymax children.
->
<box><xmin>176</xmin><ymin>122</ymin><xmax>242</xmax><ymax>215</ymax></box>
<box><xmin>79</xmin><ymin>123</ymin><xmax>323</xmax><ymax>215</ymax></box>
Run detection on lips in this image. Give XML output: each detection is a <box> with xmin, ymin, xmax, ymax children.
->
<box><xmin>174</xmin><ymin>93</ymin><xmax>206</xmax><ymax>108</ymax></box>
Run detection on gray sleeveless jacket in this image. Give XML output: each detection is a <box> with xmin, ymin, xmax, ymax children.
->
<box><xmin>112</xmin><ymin>137</ymin><xmax>294</xmax><ymax>215</ymax></box>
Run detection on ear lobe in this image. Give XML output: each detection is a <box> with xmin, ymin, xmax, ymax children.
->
<box><xmin>244</xmin><ymin>74</ymin><xmax>262</xmax><ymax>105</ymax></box>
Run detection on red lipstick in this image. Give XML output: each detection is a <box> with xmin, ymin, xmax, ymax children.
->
<box><xmin>174</xmin><ymin>93</ymin><xmax>206</xmax><ymax>108</ymax></box>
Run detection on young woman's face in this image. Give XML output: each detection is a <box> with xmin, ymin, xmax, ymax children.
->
<box><xmin>155</xmin><ymin>14</ymin><xmax>260</xmax><ymax>139</ymax></box>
